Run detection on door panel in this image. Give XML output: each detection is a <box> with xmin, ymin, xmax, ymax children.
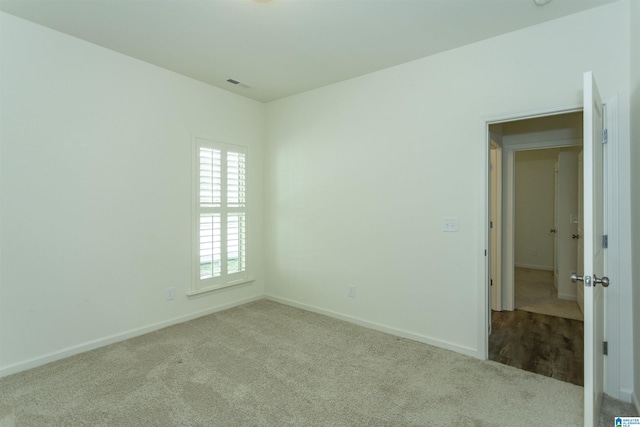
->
<box><xmin>554</xmin><ymin>162</ymin><xmax>559</xmax><ymax>290</ymax></box>
<box><xmin>582</xmin><ymin>71</ymin><xmax>606</xmax><ymax>427</ymax></box>
<box><xmin>577</xmin><ymin>153</ymin><xmax>585</xmax><ymax>314</ymax></box>
<box><xmin>490</xmin><ymin>147</ymin><xmax>502</xmax><ymax>311</ymax></box>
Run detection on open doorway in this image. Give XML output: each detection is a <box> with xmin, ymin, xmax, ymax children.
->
<box><xmin>488</xmin><ymin>111</ymin><xmax>585</xmax><ymax>386</ymax></box>
<box><xmin>513</xmin><ymin>146</ymin><xmax>583</xmax><ymax>320</ymax></box>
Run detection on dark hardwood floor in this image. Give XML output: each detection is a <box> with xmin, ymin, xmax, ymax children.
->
<box><xmin>489</xmin><ymin>309</ymin><xmax>584</xmax><ymax>386</ymax></box>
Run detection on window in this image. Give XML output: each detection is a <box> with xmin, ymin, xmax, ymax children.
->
<box><xmin>192</xmin><ymin>136</ymin><xmax>249</xmax><ymax>294</ymax></box>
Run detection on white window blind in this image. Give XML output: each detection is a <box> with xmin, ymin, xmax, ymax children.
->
<box><xmin>199</xmin><ymin>213</ymin><xmax>221</xmax><ymax>279</ymax></box>
<box><xmin>227</xmin><ymin>212</ymin><xmax>245</xmax><ymax>274</ymax></box>
<box><xmin>193</xmin><ymin>137</ymin><xmax>248</xmax><ymax>293</ymax></box>
<box><xmin>227</xmin><ymin>151</ymin><xmax>245</xmax><ymax>208</ymax></box>
<box><xmin>199</xmin><ymin>148</ymin><xmax>221</xmax><ymax>208</ymax></box>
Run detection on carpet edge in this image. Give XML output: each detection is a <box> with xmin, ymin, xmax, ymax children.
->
<box><xmin>0</xmin><ymin>295</ymin><xmax>264</xmax><ymax>379</ymax></box>
<box><xmin>265</xmin><ymin>295</ymin><xmax>479</xmax><ymax>359</ymax></box>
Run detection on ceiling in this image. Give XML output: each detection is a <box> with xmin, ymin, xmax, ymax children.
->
<box><xmin>0</xmin><ymin>0</ymin><xmax>617</xmax><ymax>103</ymax></box>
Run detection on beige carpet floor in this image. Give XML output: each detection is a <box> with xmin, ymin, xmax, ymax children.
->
<box><xmin>600</xmin><ymin>394</ymin><xmax>640</xmax><ymax>426</ymax></box>
<box><xmin>515</xmin><ymin>267</ymin><xmax>584</xmax><ymax>321</ymax></box>
<box><xmin>0</xmin><ymin>300</ymin><xmax>585</xmax><ymax>426</ymax></box>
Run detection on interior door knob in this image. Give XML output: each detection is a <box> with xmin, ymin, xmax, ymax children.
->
<box><xmin>593</xmin><ymin>274</ymin><xmax>610</xmax><ymax>287</ymax></box>
<box><xmin>572</xmin><ymin>273</ymin><xmax>610</xmax><ymax>287</ymax></box>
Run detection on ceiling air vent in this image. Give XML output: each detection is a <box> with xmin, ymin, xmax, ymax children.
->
<box><xmin>226</xmin><ymin>78</ymin><xmax>252</xmax><ymax>89</ymax></box>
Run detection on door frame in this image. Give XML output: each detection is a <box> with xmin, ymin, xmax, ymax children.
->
<box><xmin>479</xmin><ymin>98</ymin><xmax>620</xmax><ymax>397</ymax></box>
<box><xmin>502</xmin><ymin>138</ymin><xmax>582</xmax><ymax>311</ymax></box>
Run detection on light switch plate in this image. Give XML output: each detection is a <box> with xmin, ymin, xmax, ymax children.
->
<box><xmin>442</xmin><ymin>217</ymin><xmax>458</xmax><ymax>232</ymax></box>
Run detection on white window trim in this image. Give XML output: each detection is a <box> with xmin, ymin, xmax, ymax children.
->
<box><xmin>189</xmin><ymin>135</ymin><xmax>252</xmax><ymax>296</ymax></box>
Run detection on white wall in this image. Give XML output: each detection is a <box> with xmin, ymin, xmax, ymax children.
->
<box><xmin>514</xmin><ymin>149</ymin><xmax>558</xmax><ymax>270</ymax></box>
<box><xmin>0</xmin><ymin>13</ymin><xmax>265</xmax><ymax>376</ymax></box>
<box><xmin>630</xmin><ymin>0</ymin><xmax>640</xmax><ymax>414</ymax></box>
<box><xmin>264</xmin><ymin>0</ymin><xmax>634</xmax><ymax>399</ymax></box>
<box><xmin>1</xmin><ymin>0</ymin><xmax>635</xmax><ymax>403</ymax></box>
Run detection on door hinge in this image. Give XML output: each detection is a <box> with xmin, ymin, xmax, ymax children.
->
<box><xmin>490</xmin><ymin>220</ymin><xmax>493</xmax><ymax>229</ymax></box>
<box><xmin>602</xmin><ymin>128</ymin><xmax>608</xmax><ymax>144</ymax></box>
<box><xmin>484</xmin><ymin>250</ymin><xmax>487</xmax><ymax>256</ymax></box>
<box><xmin>490</xmin><ymin>279</ymin><xmax>493</xmax><ymax>287</ymax></box>
<box><xmin>602</xmin><ymin>235</ymin><xmax>608</xmax><ymax>249</ymax></box>
<box><xmin>603</xmin><ymin>341</ymin><xmax>608</xmax><ymax>356</ymax></box>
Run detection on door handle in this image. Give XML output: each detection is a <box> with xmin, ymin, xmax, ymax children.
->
<box><xmin>571</xmin><ymin>273</ymin><xmax>591</xmax><ymax>286</ymax></box>
<box><xmin>550</xmin><ymin>228</ymin><xmax>557</xmax><ymax>233</ymax></box>
<box><xmin>593</xmin><ymin>274</ymin><xmax>610</xmax><ymax>287</ymax></box>
<box><xmin>572</xmin><ymin>234</ymin><xmax>580</xmax><ymax>239</ymax></box>
<box><xmin>571</xmin><ymin>273</ymin><xmax>610</xmax><ymax>287</ymax></box>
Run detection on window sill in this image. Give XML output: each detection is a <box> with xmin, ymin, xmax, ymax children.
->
<box><xmin>187</xmin><ymin>277</ymin><xmax>255</xmax><ymax>297</ymax></box>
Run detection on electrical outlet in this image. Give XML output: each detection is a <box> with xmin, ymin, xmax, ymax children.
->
<box><xmin>166</xmin><ymin>287</ymin><xmax>175</xmax><ymax>300</ymax></box>
<box><xmin>347</xmin><ymin>284</ymin><xmax>356</xmax><ymax>298</ymax></box>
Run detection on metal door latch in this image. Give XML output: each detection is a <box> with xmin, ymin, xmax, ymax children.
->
<box><xmin>571</xmin><ymin>273</ymin><xmax>610</xmax><ymax>287</ymax></box>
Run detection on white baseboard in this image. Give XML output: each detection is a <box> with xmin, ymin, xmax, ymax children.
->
<box><xmin>265</xmin><ymin>295</ymin><xmax>479</xmax><ymax>359</ymax></box>
<box><xmin>557</xmin><ymin>293</ymin><xmax>577</xmax><ymax>301</ymax></box>
<box><xmin>514</xmin><ymin>263</ymin><xmax>554</xmax><ymax>271</ymax></box>
<box><xmin>611</xmin><ymin>388</ymin><xmax>635</xmax><ymax>405</ymax></box>
<box><xmin>0</xmin><ymin>295</ymin><xmax>263</xmax><ymax>379</ymax></box>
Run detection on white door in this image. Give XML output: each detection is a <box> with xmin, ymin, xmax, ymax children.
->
<box><xmin>577</xmin><ymin>153</ymin><xmax>585</xmax><ymax>314</ymax></box>
<box><xmin>554</xmin><ymin>161</ymin><xmax>559</xmax><ymax>290</ymax></box>
<box><xmin>581</xmin><ymin>71</ymin><xmax>608</xmax><ymax>427</ymax></box>
<box><xmin>489</xmin><ymin>146</ymin><xmax>502</xmax><ymax>311</ymax></box>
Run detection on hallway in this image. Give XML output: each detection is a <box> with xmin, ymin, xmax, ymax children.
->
<box><xmin>513</xmin><ymin>267</ymin><xmax>583</xmax><ymax>321</ymax></box>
